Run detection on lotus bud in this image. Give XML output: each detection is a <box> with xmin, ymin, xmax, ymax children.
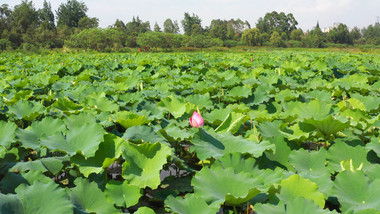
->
<box><xmin>190</xmin><ymin>111</ymin><xmax>204</xmax><ymax>128</ymax></box>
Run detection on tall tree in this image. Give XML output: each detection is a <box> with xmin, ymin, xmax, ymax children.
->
<box><xmin>78</xmin><ymin>17</ymin><xmax>98</xmax><ymax>29</ymax></box>
<box><xmin>125</xmin><ymin>16</ymin><xmax>151</xmax><ymax>34</ymax></box>
<box><xmin>209</xmin><ymin>19</ymin><xmax>228</xmax><ymax>40</ymax></box>
<box><xmin>39</xmin><ymin>0</ymin><xmax>55</xmax><ymax>30</ymax></box>
<box><xmin>256</xmin><ymin>11</ymin><xmax>298</xmax><ymax>36</ymax></box>
<box><xmin>113</xmin><ymin>19</ymin><xmax>126</xmax><ymax>30</ymax></box>
<box><xmin>11</xmin><ymin>0</ymin><xmax>39</xmax><ymax>33</ymax></box>
<box><xmin>181</xmin><ymin>12</ymin><xmax>202</xmax><ymax>35</ymax></box>
<box><xmin>0</xmin><ymin>4</ymin><xmax>12</xmax><ymax>34</ymax></box>
<box><xmin>163</xmin><ymin>18</ymin><xmax>179</xmax><ymax>34</ymax></box>
<box><xmin>241</xmin><ymin>28</ymin><xmax>261</xmax><ymax>46</ymax></box>
<box><xmin>56</xmin><ymin>0</ymin><xmax>88</xmax><ymax>28</ymax></box>
<box><xmin>327</xmin><ymin>23</ymin><xmax>353</xmax><ymax>45</ymax></box>
<box><xmin>154</xmin><ymin>22</ymin><xmax>161</xmax><ymax>32</ymax></box>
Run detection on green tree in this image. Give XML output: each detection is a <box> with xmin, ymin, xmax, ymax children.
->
<box><xmin>154</xmin><ymin>22</ymin><xmax>161</xmax><ymax>32</ymax></box>
<box><xmin>0</xmin><ymin>4</ymin><xmax>12</xmax><ymax>38</ymax></box>
<box><xmin>290</xmin><ymin>29</ymin><xmax>303</xmax><ymax>41</ymax></box>
<box><xmin>362</xmin><ymin>23</ymin><xmax>380</xmax><ymax>45</ymax></box>
<box><xmin>349</xmin><ymin>27</ymin><xmax>361</xmax><ymax>42</ymax></box>
<box><xmin>327</xmin><ymin>23</ymin><xmax>353</xmax><ymax>45</ymax></box>
<box><xmin>209</xmin><ymin>19</ymin><xmax>228</xmax><ymax>40</ymax></box>
<box><xmin>113</xmin><ymin>19</ymin><xmax>126</xmax><ymax>30</ymax></box>
<box><xmin>78</xmin><ymin>17</ymin><xmax>99</xmax><ymax>30</ymax></box>
<box><xmin>270</xmin><ymin>31</ymin><xmax>282</xmax><ymax>47</ymax></box>
<box><xmin>304</xmin><ymin>24</ymin><xmax>325</xmax><ymax>48</ymax></box>
<box><xmin>125</xmin><ymin>16</ymin><xmax>151</xmax><ymax>34</ymax></box>
<box><xmin>241</xmin><ymin>28</ymin><xmax>260</xmax><ymax>46</ymax></box>
<box><xmin>256</xmin><ymin>11</ymin><xmax>298</xmax><ymax>36</ymax></box>
<box><xmin>181</xmin><ymin>12</ymin><xmax>202</xmax><ymax>35</ymax></box>
<box><xmin>163</xmin><ymin>18</ymin><xmax>179</xmax><ymax>34</ymax></box>
<box><xmin>11</xmin><ymin>0</ymin><xmax>39</xmax><ymax>33</ymax></box>
<box><xmin>56</xmin><ymin>0</ymin><xmax>88</xmax><ymax>28</ymax></box>
<box><xmin>39</xmin><ymin>0</ymin><xmax>55</xmax><ymax>30</ymax></box>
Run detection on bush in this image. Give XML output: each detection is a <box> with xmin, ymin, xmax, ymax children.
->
<box><xmin>0</xmin><ymin>39</ymin><xmax>13</xmax><ymax>51</ymax></box>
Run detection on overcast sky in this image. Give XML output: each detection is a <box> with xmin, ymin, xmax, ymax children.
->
<box><xmin>3</xmin><ymin>0</ymin><xmax>380</xmax><ymax>31</ymax></box>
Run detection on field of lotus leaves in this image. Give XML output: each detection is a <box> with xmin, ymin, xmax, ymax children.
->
<box><xmin>0</xmin><ymin>51</ymin><xmax>379</xmax><ymax>213</ymax></box>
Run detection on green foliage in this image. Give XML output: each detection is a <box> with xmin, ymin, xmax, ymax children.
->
<box><xmin>0</xmin><ymin>52</ymin><xmax>379</xmax><ymax>213</ymax></box>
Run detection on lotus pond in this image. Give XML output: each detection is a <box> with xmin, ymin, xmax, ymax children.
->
<box><xmin>0</xmin><ymin>51</ymin><xmax>379</xmax><ymax>213</ymax></box>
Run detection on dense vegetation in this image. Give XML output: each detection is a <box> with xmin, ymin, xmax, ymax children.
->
<box><xmin>0</xmin><ymin>0</ymin><xmax>380</xmax><ymax>51</ymax></box>
<box><xmin>0</xmin><ymin>51</ymin><xmax>379</xmax><ymax>213</ymax></box>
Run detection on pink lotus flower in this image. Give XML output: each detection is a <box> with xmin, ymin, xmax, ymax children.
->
<box><xmin>190</xmin><ymin>111</ymin><xmax>204</xmax><ymax>128</ymax></box>
<box><xmin>251</xmin><ymin>58</ymin><xmax>253</xmax><ymax>62</ymax></box>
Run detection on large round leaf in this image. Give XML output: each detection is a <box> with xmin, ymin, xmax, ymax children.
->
<box><xmin>69</xmin><ymin>178</ymin><xmax>118</xmax><ymax>214</ymax></box>
<box><xmin>190</xmin><ymin>128</ymin><xmax>274</xmax><ymax>160</ymax></box>
<box><xmin>165</xmin><ymin>194</ymin><xmax>220</xmax><ymax>214</ymax></box>
<box><xmin>192</xmin><ymin>166</ymin><xmax>261</xmax><ymax>205</ymax></box>
<box><xmin>122</xmin><ymin>142</ymin><xmax>171</xmax><ymax>189</ymax></box>
<box><xmin>0</xmin><ymin>121</ymin><xmax>17</xmax><ymax>148</ymax></box>
<box><xmin>15</xmin><ymin>181</ymin><xmax>73</xmax><ymax>214</ymax></box>
<box><xmin>279</xmin><ymin>174</ymin><xmax>325</xmax><ymax>208</ymax></box>
<box><xmin>105</xmin><ymin>180</ymin><xmax>142</xmax><ymax>208</ymax></box>
<box><xmin>40</xmin><ymin>122</ymin><xmax>104</xmax><ymax>158</ymax></box>
<box><xmin>8</xmin><ymin>100</ymin><xmax>45</xmax><ymax>121</ymax></box>
<box><xmin>333</xmin><ymin>171</ymin><xmax>380</xmax><ymax>213</ymax></box>
<box><xmin>16</xmin><ymin>117</ymin><xmax>66</xmax><ymax>150</ymax></box>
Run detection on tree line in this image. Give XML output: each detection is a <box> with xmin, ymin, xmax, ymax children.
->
<box><xmin>0</xmin><ymin>0</ymin><xmax>379</xmax><ymax>51</ymax></box>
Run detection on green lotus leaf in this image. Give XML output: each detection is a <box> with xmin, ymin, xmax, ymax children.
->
<box><xmin>279</xmin><ymin>174</ymin><xmax>325</xmax><ymax>208</ymax></box>
<box><xmin>15</xmin><ymin>181</ymin><xmax>73</xmax><ymax>214</ymax></box>
<box><xmin>275</xmin><ymin>89</ymin><xmax>298</xmax><ymax>103</ymax></box>
<box><xmin>215</xmin><ymin>112</ymin><xmax>248</xmax><ymax>134</ymax></box>
<box><xmin>212</xmin><ymin>153</ymin><xmax>284</xmax><ymax>191</ymax></box>
<box><xmin>327</xmin><ymin>139</ymin><xmax>369</xmax><ymax>172</ymax></box>
<box><xmin>3</xmin><ymin>90</ymin><xmax>33</xmax><ymax>105</ymax></box>
<box><xmin>186</xmin><ymin>93</ymin><xmax>214</xmax><ymax>110</ymax></box>
<box><xmin>192</xmin><ymin>166</ymin><xmax>260</xmax><ymax>205</ymax></box>
<box><xmin>83</xmin><ymin>92</ymin><xmax>119</xmax><ymax>113</ymax></box>
<box><xmin>258</xmin><ymin>120</ymin><xmax>285</xmax><ymax>138</ymax></box>
<box><xmin>123</xmin><ymin>125</ymin><xmax>168</xmax><ymax>144</ymax></box>
<box><xmin>303</xmin><ymin>115</ymin><xmax>350</xmax><ymax>137</ymax></box>
<box><xmin>203</xmin><ymin>108</ymin><xmax>230</xmax><ymax>125</ymax></box>
<box><xmin>303</xmin><ymin>90</ymin><xmax>332</xmax><ymax>104</ymax></box>
<box><xmin>8</xmin><ymin>100</ymin><xmax>45</xmax><ymax>121</ymax></box>
<box><xmin>134</xmin><ymin>207</ymin><xmax>155</xmax><ymax>214</ymax></box>
<box><xmin>158</xmin><ymin>95</ymin><xmax>188</xmax><ymax>118</ymax></box>
<box><xmin>347</xmin><ymin>98</ymin><xmax>366</xmax><ymax>111</ymax></box>
<box><xmin>289</xmin><ymin>148</ymin><xmax>333</xmax><ymax>197</ymax></box>
<box><xmin>70</xmin><ymin>133</ymin><xmax>125</xmax><ymax>177</ymax></box>
<box><xmin>40</xmin><ymin>122</ymin><xmax>104</xmax><ymax>158</ymax></box>
<box><xmin>351</xmin><ymin>93</ymin><xmax>380</xmax><ymax>112</ymax></box>
<box><xmin>69</xmin><ymin>178</ymin><xmax>118</xmax><ymax>214</ymax></box>
<box><xmin>255</xmin><ymin>198</ymin><xmax>338</xmax><ymax>214</ymax></box>
<box><xmin>228</xmin><ymin>86</ymin><xmax>252</xmax><ymax>99</ymax></box>
<box><xmin>162</xmin><ymin>123</ymin><xmax>192</xmax><ymax>141</ymax></box>
<box><xmin>0</xmin><ymin>193</ymin><xmax>23</xmax><ymax>214</ymax></box>
<box><xmin>105</xmin><ymin>180</ymin><xmax>142</xmax><ymax>208</ymax></box>
<box><xmin>165</xmin><ymin>194</ymin><xmax>220</xmax><ymax>214</ymax></box>
<box><xmin>122</xmin><ymin>142</ymin><xmax>171</xmax><ymax>189</ymax></box>
<box><xmin>285</xmin><ymin>123</ymin><xmax>310</xmax><ymax>140</ymax></box>
<box><xmin>10</xmin><ymin>156</ymin><xmax>67</xmax><ymax>175</ymax></box>
<box><xmin>112</xmin><ymin>111</ymin><xmax>149</xmax><ymax>129</ymax></box>
<box><xmin>190</xmin><ymin>128</ymin><xmax>274</xmax><ymax>160</ymax></box>
<box><xmin>290</xmin><ymin>100</ymin><xmax>332</xmax><ymax>121</ymax></box>
<box><xmin>0</xmin><ymin>121</ymin><xmax>17</xmax><ymax>148</ymax></box>
<box><xmin>252</xmin><ymin>89</ymin><xmax>270</xmax><ymax>105</ymax></box>
<box><xmin>334</xmin><ymin>170</ymin><xmax>380</xmax><ymax>213</ymax></box>
<box><xmin>367</xmin><ymin>137</ymin><xmax>380</xmax><ymax>160</ymax></box>
<box><xmin>52</xmin><ymin>97</ymin><xmax>83</xmax><ymax>113</ymax></box>
<box><xmin>16</xmin><ymin>117</ymin><xmax>66</xmax><ymax>150</ymax></box>
<box><xmin>264</xmin><ymin>137</ymin><xmax>295</xmax><ymax>171</ymax></box>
